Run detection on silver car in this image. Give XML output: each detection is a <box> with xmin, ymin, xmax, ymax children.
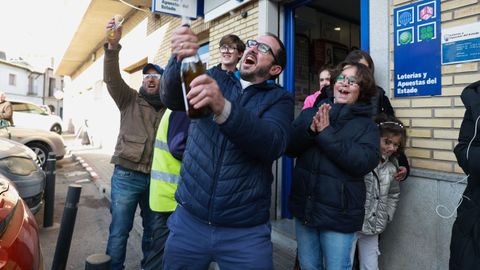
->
<box><xmin>0</xmin><ymin>121</ymin><xmax>66</xmax><ymax>167</ymax></box>
<box><xmin>0</xmin><ymin>138</ymin><xmax>45</xmax><ymax>214</ymax></box>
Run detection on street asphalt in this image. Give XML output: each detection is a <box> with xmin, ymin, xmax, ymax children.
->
<box><xmin>37</xmin><ymin>156</ymin><xmax>142</xmax><ymax>269</ymax></box>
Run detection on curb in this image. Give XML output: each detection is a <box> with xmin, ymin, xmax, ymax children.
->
<box><xmin>71</xmin><ymin>153</ymin><xmax>111</xmax><ymax>202</ymax></box>
<box><xmin>74</xmin><ymin>156</ymin><xmax>99</xmax><ymax>181</ymax></box>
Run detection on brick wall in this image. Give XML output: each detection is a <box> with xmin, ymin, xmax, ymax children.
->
<box><xmin>143</xmin><ymin>1</ymin><xmax>258</xmax><ymax>68</ymax></box>
<box><xmin>390</xmin><ymin>0</ymin><xmax>479</xmax><ymax>173</ymax></box>
<box><xmin>147</xmin><ymin>13</ymin><xmax>181</xmax><ymax>67</ymax></box>
<box><xmin>208</xmin><ymin>1</ymin><xmax>259</xmax><ymax>67</ymax></box>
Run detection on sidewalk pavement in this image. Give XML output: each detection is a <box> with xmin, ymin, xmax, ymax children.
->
<box><xmin>71</xmin><ymin>147</ymin><xmax>296</xmax><ymax>269</ymax></box>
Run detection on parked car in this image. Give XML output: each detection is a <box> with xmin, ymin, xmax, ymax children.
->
<box><xmin>0</xmin><ymin>175</ymin><xmax>44</xmax><ymax>269</ymax></box>
<box><xmin>0</xmin><ymin>121</ymin><xmax>66</xmax><ymax>167</ymax></box>
<box><xmin>10</xmin><ymin>100</ymin><xmax>64</xmax><ymax>134</ymax></box>
<box><xmin>39</xmin><ymin>104</ymin><xmax>53</xmax><ymax>115</ymax></box>
<box><xmin>0</xmin><ymin>138</ymin><xmax>45</xmax><ymax>214</ymax></box>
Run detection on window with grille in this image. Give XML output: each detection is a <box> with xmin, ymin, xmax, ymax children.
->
<box><xmin>8</xmin><ymin>74</ymin><xmax>16</xmax><ymax>86</ymax></box>
<box><xmin>49</xmin><ymin>78</ymin><xmax>56</xmax><ymax>96</ymax></box>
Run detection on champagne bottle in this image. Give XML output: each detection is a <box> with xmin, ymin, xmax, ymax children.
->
<box><xmin>180</xmin><ymin>53</ymin><xmax>212</xmax><ymax>118</ymax></box>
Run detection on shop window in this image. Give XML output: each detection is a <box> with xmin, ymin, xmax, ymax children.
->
<box><xmin>27</xmin><ymin>76</ymin><xmax>37</xmax><ymax>95</ymax></box>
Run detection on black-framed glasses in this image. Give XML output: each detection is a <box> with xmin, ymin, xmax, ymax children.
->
<box><xmin>335</xmin><ymin>74</ymin><xmax>358</xmax><ymax>86</ymax></box>
<box><xmin>143</xmin><ymin>74</ymin><xmax>161</xmax><ymax>80</ymax></box>
<box><xmin>219</xmin><ymin>45</ymin><xmax>237</xmax><ymax>53</ymax></box>
<box><xmin>246</xmin><ymin>39</ymin><xmax>278</xmax><ymax>64</ymax></box>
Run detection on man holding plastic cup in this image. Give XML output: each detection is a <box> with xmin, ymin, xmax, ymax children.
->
<box><xmin>160</xmin><ymin>26</ymin><xmax>293</xmax><ymax>269</ymax></box>
<box><xmin>104</xmin><ymin>16</ymin><xmax>166</xmax><ymax>269</ymax></box>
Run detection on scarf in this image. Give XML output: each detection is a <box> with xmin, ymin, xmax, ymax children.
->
<box><xmin>139</xmin><ymin>87</ymin><xmax>163</xmax><ymax>111</ymax></box>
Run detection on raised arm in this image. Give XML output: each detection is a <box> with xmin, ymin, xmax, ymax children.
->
<box><xmin>160</xmin><ymin>26</ymin><xmax>200</xmax><ymax>111</ymax></box>
<box><xmin>103</xmin><ymin>18</ymin><xmax>136</xmax><ymax>110</ymax></box>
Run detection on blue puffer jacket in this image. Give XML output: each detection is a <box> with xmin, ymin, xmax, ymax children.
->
<box><xmin>160</xmin><ymin>57</ymin><xmax>294</xmax><ymax>227</ymax></box>
<box><xmin>287</xmin><ymin>98</ymin><xmax>380</xmax><ymax>233</ymax></box>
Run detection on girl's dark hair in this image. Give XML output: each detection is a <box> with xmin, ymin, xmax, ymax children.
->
<box><xmin>331</xmin><ymin>62</ymin><xmax>377</xmax><ymax>104</ymax></box>
<box><xmin>345</xmin><ymin>50</ymin><xmax>375</xmax><ymax>74</ymax></box>
<box><xmin>375</xmin><ymin>113</ymin><xmax>407</xmax><ymax>156</ymax></box>
<box><xmin>318</xmin><ymin>64</ymin><xmax>334</xmax><ymax>77</ymax></box>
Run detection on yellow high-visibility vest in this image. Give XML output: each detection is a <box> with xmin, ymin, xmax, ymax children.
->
<box><xmin>149</xmin><ymin>109</ymin><xmax>181</xmax><ymax>212</ymax></box>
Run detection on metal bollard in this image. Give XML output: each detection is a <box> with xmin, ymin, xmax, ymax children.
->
<box><xmin>85</xmin><ymin>254</ymin><xmax>111</xmax><ymax>270</ymax></box>
<box><xmin>43</xmin><ymin>152</ymin><xmax>56</xmax><ymax>228</ymax></box>
<box><xmin>52</xmin><ymin>184</ymin><xmax>82</xmax><ymax>270</ymax></box>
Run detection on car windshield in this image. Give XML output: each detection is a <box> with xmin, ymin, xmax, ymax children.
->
<box><xmin>12</xmin><ymin>103</ymin><xmax>47</xmax><ymax>115</ymax></box>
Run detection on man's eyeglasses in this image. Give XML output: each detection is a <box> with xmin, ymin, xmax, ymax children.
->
<box><xmin>219</xmin><ymin>45</ymin><xmax>237</xmax><ymax>53</ymax></box>
<box><xmin>143</xmin><ymin>74</ymin><xmax>161</xmax><ymax>80</ymax></box>
<box><xmin>246</xmin><ymin>40</ymin><xmax>278</xmax><ymax>64</ymax></box>
<box><xmin>335</xmin><ymin>75</ymin><xmax>358</xmax><ymax>86</ymax></box>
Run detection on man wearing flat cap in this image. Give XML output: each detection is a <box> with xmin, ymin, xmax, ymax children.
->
<box><xmin>103</xmin><ymin>17</ymin><xmax>166</xmax><ymax>270</ymax></box>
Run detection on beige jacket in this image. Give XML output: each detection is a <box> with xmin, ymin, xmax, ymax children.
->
<box><xmin>103</xmin><ymin>44</ymin><xmax>164</xmax><ymax>174</ymax></box>
<box><xmin>0</xmin><ymin>101</ymin><xmax>13</xmax><ymax>125</ymax></box>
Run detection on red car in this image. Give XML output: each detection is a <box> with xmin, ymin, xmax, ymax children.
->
<box><xmin>0</xmin><ymin>175</ymin><xmax>43</xmax><ymax>269</ymax></box>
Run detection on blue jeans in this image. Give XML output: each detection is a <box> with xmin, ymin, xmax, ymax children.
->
<box><xmin>163</xmin><ymin>205</ymin><xmax>273</xmax><ymax>270</ymax></box>
<box><xmin>295</xmin><ymin>219</ymin><xmax>355</xmax><ymax>270</ymax></box>
<box><xmin>106</xmin><ymin>165</ymin><xmax>155</xmax><ymax>270</ymax></box>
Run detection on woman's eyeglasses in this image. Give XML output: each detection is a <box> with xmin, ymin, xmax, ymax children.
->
<box><xmin>246</xmin><ymin>40</ymin><xmax>278</xmax><ymax>64</ymax></box>
<box><xmin>335</xmin><ymin>75</ymin><xmax>358</xmax><ymax>86</ymax></box>
<box><xmin>219</xmin><ymin>45</ymin><xmax>237</xmax><ymax>53</ymax></box>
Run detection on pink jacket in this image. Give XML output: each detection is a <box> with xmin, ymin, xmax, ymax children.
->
<box><xmin>302</xmin><ymin>91</ymin><xmax>320</xmax><ymax>109</ymax></box>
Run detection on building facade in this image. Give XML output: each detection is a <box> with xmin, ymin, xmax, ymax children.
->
<box><xmin>0</xmin><ymin>58</ymin><xmax>64</xmax><ymax>117</ymax></box>
<box><xmin>57</xmin><ymin>1</ymin><xmax>479</xmax><ymax>268</ymax></box>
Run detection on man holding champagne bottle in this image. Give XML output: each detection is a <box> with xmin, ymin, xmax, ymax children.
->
<box><xmin>104</xmin><ymin>17</ymin><xmax>166</xmax><ymax>269</ymax></box>
<box><xmin>160</xmin><ymin>26</ymin><xmax>293</xmax><ymax>269</ymax></box>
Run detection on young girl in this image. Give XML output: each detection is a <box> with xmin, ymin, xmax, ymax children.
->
<box><xmin>354</xmin><ymin>114</ymin><xmax>407</xmax><ymax>270</ymax></box>
<box><xmin>302</xmin><ymin>66</ymin><xmax>333</xmax><ymax>109</ymax></box>
<box><xmin>288</xmin><ymin>62</ymin><xmax>380</xmax><ymax>270</ymax></box>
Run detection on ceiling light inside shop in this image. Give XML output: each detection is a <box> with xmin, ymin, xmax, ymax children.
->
<box><xmin>334</xmin><ymin>27</ymin><xmax>341</xmax><ymax>31</ymax></box>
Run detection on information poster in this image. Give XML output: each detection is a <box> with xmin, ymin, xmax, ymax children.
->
<box><xmin>442</xmin><ymin>22</ymin><xmax>480</xmax><ymax>64</ymax></box>
<box><xmin>394</xmin><ymin>0</ymin><xmax>441</xmax><ymax>97</ymax></box>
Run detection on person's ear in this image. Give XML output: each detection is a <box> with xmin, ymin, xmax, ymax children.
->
<box><xmin>269</xmin><ymin>65</ymin><xmax>282</xmax><ymax>77</ymax></box>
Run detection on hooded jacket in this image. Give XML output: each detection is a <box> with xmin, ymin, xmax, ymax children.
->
<box><xmin>288</xmin><ymin>98</ymin><xmax>380</xmax><ymax>233</ymax></box>
<box><xmin>0</xmin><ymin>101</ymin><xmax>13</xmax><ymax>125</ymax></box>
<box><xmin>450</xmin><ymin>80</ymin><xmax>480</xmax><ymax>270</ymax></box>
<box><xmin>361</xmin><ymin>158</ymin><xmax>400</xmax><ymax>235</ymax></box>
<box><xmin>160</xmin><ymin>56</ymin><xmax>293</xmax><ymax>227</ymax></box>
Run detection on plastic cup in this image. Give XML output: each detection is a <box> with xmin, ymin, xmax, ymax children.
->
<box><xmin>107</xmin><ymin>15</ymin><xmax>124</xmax><ymax>40</ymax></box>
